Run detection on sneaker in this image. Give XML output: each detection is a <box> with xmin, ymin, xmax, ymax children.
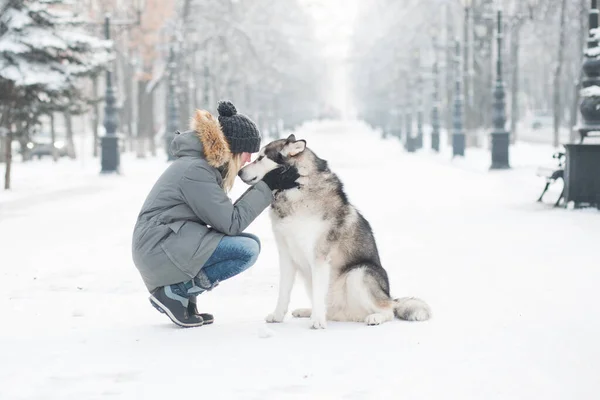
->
<box><xmin>188</xmin><ymin>296</ymin><xmax>214</xmax><ymax>325</ymax></box>
<box><xmin>149</xmin><ymin>286</ymin><xmax>204</xmax><ymax>328</ymax></box>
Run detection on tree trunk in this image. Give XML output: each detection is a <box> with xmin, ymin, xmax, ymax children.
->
<box><xmin>4</xmin><ymin>132</ymin><xmax>11</xmax><ymax>189</ymax></box>
<box><xmin>50</xmin><ymin>113</ymin><xmax>58</xmax><ymax>162</ymax></box>
<box><xmin>92</xmin><ymin>76</ymin><xmax>99</xmax><ymax>158</ymax></box>
<box><xmin>553</xmin><ymin>0</ymin><xmax>568</xmax><ymax>148</ymax></box>
<box><xmin>463</xmin><ymin>6</ymin><xmax>471</xmax><ymax>146</ymax></box>
<box><xmin>136</xmin><ymin>79</ymin><xmax>147</xmax><ymax>159</ymax></box>
<box><xmin>4</xmin><ymin>129</ymin><xmax>12</xmax><ymax>190</ymax></box>
<box><xmin>0</xmin><ymin>131</ymin><xmax>5</xmax><ymax>164</ymax></box>
<box><xmin>570</xmin><ymin>0</ymin><xmax>588</xmax><ymax>143</ymax></box>
<box><xmin>445</xmin><ymin>1</ymin><xmax>454</xmax><ymax>145</ymax></box>
<box><xmin>4</xmin><ymin>130</ymin><xmax>12</xmax><ymax>190</ymax></box>
<box><xmin>148</xmin><ymin>90</ymin><xmax>156</xmax><ymax>157</ymax></box>
<box><xmin>0</xmin><ymin>99</ymin><xmax>8</xmax><ymax>164</ymax></box>
<box><xmin>64</xmin><ymin>111</ymin><xmax>76</xmax><ymax>159</ymax></box>
<box><xmin>510</xmin><ymin>26</ymin><xmax>521</xmax><ymax>144</ymax></box>
<box><xmin>123</xmin><ymin>61</ymin><xmax>134</xmax><ymax>153</ymax></box>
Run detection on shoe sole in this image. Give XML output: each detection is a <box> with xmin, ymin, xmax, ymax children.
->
<box><xmin>149</xmin><ymin>295</ymin><xmax>204</xmax><ymax>328</ymax></box>
<box><xmin>199</xmin><ymin>315</ymin><xmax>214</xmax><ymax>325</ymax></box>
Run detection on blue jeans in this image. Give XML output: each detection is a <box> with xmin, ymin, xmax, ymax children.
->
<box><xmin>201</xmin><ymin>233</ymin><xmax>261</xmax><ymax>286</ymax></box>
<box><xmin>169</xmin><ymin>233</ymin><xmax>260</xmax><ymax>298</ymax></box>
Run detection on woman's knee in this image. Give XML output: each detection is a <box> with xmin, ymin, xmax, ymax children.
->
<box><xmin>220</xmin><ymin>235</ymin><xmax>260</xmax><ymax>269</ymax></box>
<box><xmin>238</xmin><ymin>236</ymin><xmax>260</xmax><ymax>268</ymax></box>
<box><xmin>238</xmin><ymin>232</ymin><xmax>261</xmax><ymax>252</ymax></box>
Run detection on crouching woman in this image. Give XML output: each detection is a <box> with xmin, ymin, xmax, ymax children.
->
<box><xmin>131</xmin><ymin>101</ymin><xmax>298</xmax><ymax>327</ymax></box>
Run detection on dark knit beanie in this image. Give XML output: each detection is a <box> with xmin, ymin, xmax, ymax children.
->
<box><xmin>217</xmin><ymin>100</ymin><xmax>261</xmax><ymax>153</ymax></box>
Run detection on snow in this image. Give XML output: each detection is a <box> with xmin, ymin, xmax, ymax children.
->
<box><xmin>20</xmin><ymin>27</ymin><xmax>68</xmax><ymax>49</ymax></box>
<box><xmin>584</xmin><ymin>46</ymin><xmax>600</xmax><ymax>58</ymax></box>
<box><xmin>0</xmin><ymin>34</ymin><xmax>30</xmax><ymax>53</ymax></box>
<box><xmin>0</xmin><ymin>7</ymin><xmax>33</xmax><ymax>30</ymax></box>
<box><xmin>581</xmin><ymin>85</ymin><xmax>600</xmax><ymax>98</ymax></box>
<box><xmin>0</xmin><ymin>59</ymin><xmax>68</xmax><ymax>89</ymax></box>
<box><xmin>2</xmin><ymin>120</ymin><xmax>600</xmax><ymax>399</ymax></box>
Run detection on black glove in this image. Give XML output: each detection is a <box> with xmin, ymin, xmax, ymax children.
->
<box><xmin>261</xmin><ymin>166</ymin><xmax>300</xmax><ymax>191</ymax></box>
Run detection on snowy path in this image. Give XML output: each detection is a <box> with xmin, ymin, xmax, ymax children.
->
<box><xmin>2</xmin><ymin>120</ymin><xmax>599</xmax><ymax>400</ymax></box>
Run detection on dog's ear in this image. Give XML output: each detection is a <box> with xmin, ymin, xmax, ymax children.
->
<box><xmin>281</xmin><ymin>139</ymin><xmax>306</xmax><ymax>157</ymax></box>
<box><xmin>285</xmin><ymin>134</ymin><xmax>296</xmax><ymax>143</ymax></box>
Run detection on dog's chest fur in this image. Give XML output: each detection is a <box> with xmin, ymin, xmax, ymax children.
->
<box><xmin>270</xmin><ymin>189</ymin><xmax>332</xmax><ymax>266</ymax></box>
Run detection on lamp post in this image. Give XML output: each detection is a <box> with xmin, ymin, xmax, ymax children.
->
<box><xmin>397</xmin><ymin>98</ymin><xmax>404</xmax><ymax>142</ymax></box>
<box><xmin>100</xmin><ymin>14</ymin><xmax>120</xmax><ymax>173</ymax></box>
<box><xmin>490</xmin><ymin>9</ymin><xmax>510</xmax><ymax>169</ymax></box>
<box><xmin>405</xmin><ymin>74</ymin><xmax>416</xmax><ymax>152</ymax></box>
<box><xmin>463</xmin><ymin>0</ymin><xmax>474</xmax><ymax>147</ymax></box>
<box><xmin>452</xmin><ymin>39</ymin><xmax>465</xmax><ymax>157</ymax></box>
<box><xmin>416</xmin><ymin>52</ymin><xmax>424</xmax><ymax>150</ymax></box>
<box><xmin>578</xmin><ymin>0</ymin><xmax>600</xmax><ymax>142</ymax></box>
<box><xmin>562</xmin><ymin>0</ymin><xmax>600</xmax><ymax>209</ymax></box>
<box><xmin>165</xmin><ymin>43</ymin><xmax>179</xmax><ymax>161</ymax></box>
<box><xmin>100</xmin><ymin>0</ymin><xmax>144</xmax><ymax>173</ymax></box>
<box><xmin>431</xmin><ymin>37</ymin><xmax>441</xmax><ymax>152</ymax></box>
<box><xmin>394</xmin><ymin>60</ymin><xmax>404</xmax><ymax>141</ymax></box>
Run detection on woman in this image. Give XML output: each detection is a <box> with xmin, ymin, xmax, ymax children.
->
<box><xmin>131</xmin><ymin>100</ymin><xmax>299</xmax><ymax>328</ymax></box>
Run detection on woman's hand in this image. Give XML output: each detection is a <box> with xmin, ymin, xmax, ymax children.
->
<box><xmin>261</xmin><ymin>166</ymin><xmax>300</xmax><ymax>191</ymax></box>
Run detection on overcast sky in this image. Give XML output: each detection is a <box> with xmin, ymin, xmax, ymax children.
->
<box><xmin>299</xmin><ymin>0</ymin><xmax>359</xmax><ymax>117</ymax></box>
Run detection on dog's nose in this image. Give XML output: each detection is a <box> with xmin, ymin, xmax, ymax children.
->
<box><xmin>237</xmin><ymin>170</ymin><xmax>243</xmax><ymax>177</ymax></box>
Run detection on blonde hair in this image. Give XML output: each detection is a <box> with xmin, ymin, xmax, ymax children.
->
<box><xmin>222</xmin><ymin>153</ymin><xmax>244</xmax><ymax>193</ymax></box>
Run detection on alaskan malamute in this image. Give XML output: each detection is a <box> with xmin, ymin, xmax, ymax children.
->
<box><xmin>239</xmin><ymin>134</ymin><xmax>431</xmax><ymax>329</ymax></box>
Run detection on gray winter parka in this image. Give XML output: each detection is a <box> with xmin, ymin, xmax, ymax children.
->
<box><xmin>131</xmin><ymin>110</ymin><xmax>272</xmax><ymax>292</ymax></box>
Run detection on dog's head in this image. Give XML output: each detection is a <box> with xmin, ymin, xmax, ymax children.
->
<box><xmin>238</xmin><ymin>134</ymin><xmax>306</xmax><ymax>185</ymax></box>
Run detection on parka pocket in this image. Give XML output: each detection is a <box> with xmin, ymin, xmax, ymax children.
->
<box><xmin>168</xmin><ymin>220</ymin><xmax>186</xmax><ymax>234</ymax></box>
<box><xmin>160</xmin><ymin>221</ymin><xmax>208</xmax><ymax>275</ymax></box>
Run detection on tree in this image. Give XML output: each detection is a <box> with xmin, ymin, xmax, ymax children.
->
<box><xmin>0</xmin><ymin>0</ymin><xmax>111</xmax><ymax>189</ymax></box>
<box><xmin>180</xmin><ymin>0</ymin><xmax>324</xmax><ymax>132</ymax></box>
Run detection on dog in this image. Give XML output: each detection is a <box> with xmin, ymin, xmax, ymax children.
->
<box><xmin>239</xmin><ymin>134</ymin><xmax>431</xmax><ymax>329</ymax></box>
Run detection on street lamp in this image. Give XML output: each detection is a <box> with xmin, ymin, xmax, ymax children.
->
<box><xmin>563</xmin><ymin>0</ymin><xmax>600</xmax><ymax>208</ymax></box>
<box><xmin>431</xmin><ymin>35</ymin><xmax>441</xmax><ymax>152</ymax></box>
<box><xmin>578</xmin><ymin>0</ymin><xmax>600</xmax><ymax>142</ymax></box>
<box><xmin>415</xmin><ymin>49</ymin><xmax>424</xmax><ymax>150</ymax></box>
<box><xmin>490</xmin><ymin>9</ymin><xmax>510</xmax><ymax>169</ymax></box>
<box><xmin>463</xmin><ymin>0</ymin><xmax>474</xmax><ymax>146</ymax></box>
<box><xmin>393</xmin><ymin>54</ymin><xmax>404</xmax><ymax>141</ymax></box>
<box><xmin>452</xmin><ymin>39</ymin><xmax>465</xmax><ymax>157</ymax></box>
<box><xmin>100</xmin><ymin>14</ymin><xmax>120</xmax><ymax>173</ymax></box>
<box><xmin>405</xmin><ymin>73</ymin><xmax>415</xmax><ymax>153</ymax></box>
<box><xmin>100</xmin><ymin>1</ymin><xmax>144</xmax><ymax>173</ymax></box>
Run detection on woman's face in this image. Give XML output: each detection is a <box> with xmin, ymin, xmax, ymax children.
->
<box><xmin>241</xmin><ymin>152</ymin><xmax>252</xmax><ymax>166</ymax></box>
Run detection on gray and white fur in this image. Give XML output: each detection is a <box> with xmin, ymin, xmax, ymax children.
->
<box><xmin>239</xmin><ymin>134</ymin><xmax>431</xmax><ymax>329</ymax></box>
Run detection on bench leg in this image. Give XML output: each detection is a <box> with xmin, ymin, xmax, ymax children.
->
<box><xmin>537</xmin><ymin>181</ymin><xmax>551</xmax><ymax>202</ymax></box>
<box><xmin>553</xmin><ymin>186</ymin><xmax>565</xmax><ymax>208</ymax></box>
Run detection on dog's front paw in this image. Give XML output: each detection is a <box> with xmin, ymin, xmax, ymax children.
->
<box><xmin>309</xmin><ymin>317</ymin><xmax>327</xmax><ymax>329</ymax></box>
<box><xmin>265</xmin><ymin>312</ymin><xmax>285</xmax><ymax>323</ymax></box>
<box><xmin>365</xmin><ymin>313</ymin><xmax>385</xmax><ymax>326</ymax></box>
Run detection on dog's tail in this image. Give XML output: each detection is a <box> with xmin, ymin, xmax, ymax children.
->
<box><xmin>393</xmin><ymin>297</ymin><xmax>431</xmax><ymax>321</ymax></box>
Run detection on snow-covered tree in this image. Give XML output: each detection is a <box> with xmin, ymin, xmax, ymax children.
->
<box><xmin>0</xmin><ymin>0</ymin><xmax>112</xmax><ymax>189</ymax></box>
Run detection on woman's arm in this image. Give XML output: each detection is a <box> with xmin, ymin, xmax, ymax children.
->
<box><xmin>179</xmin><ymin>164</ymin><xmax>272</xmax><ymax>236</ymax></box>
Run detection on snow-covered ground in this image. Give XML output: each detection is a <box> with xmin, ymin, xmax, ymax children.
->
<box><xmin>1</xmin><ymin>120</ymin><xmax>599</xmax><ymax>400</ymax></box>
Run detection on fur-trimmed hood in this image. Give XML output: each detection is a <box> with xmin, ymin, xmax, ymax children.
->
<box><xmin>168</xmin><ymin>109</ymin><xmax>231</xmax><ymax>168</ymax></box>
